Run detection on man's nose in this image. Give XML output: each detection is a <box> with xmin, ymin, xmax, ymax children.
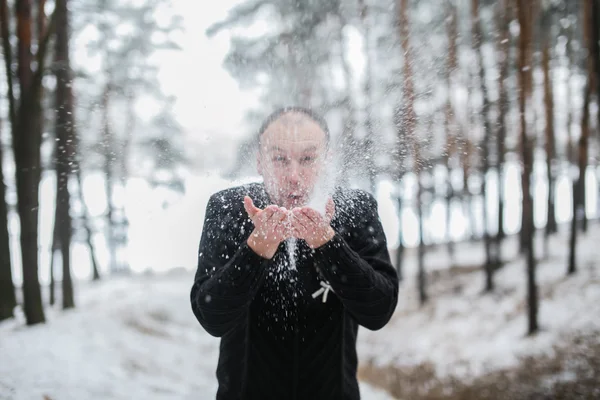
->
<box><xmin>287</xmin><ymin>163</ymin><xmax>301</xmax><ymax>182</ymax></box>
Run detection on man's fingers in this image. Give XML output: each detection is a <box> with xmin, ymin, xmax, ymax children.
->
<box><xmin>269</xmin><ymin>209</ymin><xmax>288</xmax><ymax>224</ymax></box>
<box><xmin>272</xmin><ymin>209</ymin><xmax>291</xmax><ymax>233</ymax></box>
<box><xmin>257</xmin><ymin>206</ymin><xmax>277</xmax><ymax>226</ymax></box>
<box><xmin>292</xmin><ymin>209</ymin><xmax>311</xmax><ymax>238</ymax></box>
<box><xmin>291</xmin><ymin>208</ymin><xmax>309</xmax><ymax>228</ymax></box>
<box><xmin>302</xmin><ymin>207</ymin><xmax>324</xmax><ymax>225</ymax></box>
<box><xmin>243</xmin><ymin>196</ymin><xmax>261</xmax><ymax>218</ymax></box>
<box><xmin>275</xmin><ymin>222</ymin><xmax>292</xmax><ymax>240</ymax></box>
<box><xmin>261</xmin><ymin>208</ymin><xmax>291</xmax><ymax>241</ymax></box>
<box><xmin>293</xmin><ymin>223</ymin><xmax>308</xmax><ymax>239</ymax></box>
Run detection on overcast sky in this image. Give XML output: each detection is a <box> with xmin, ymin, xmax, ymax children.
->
<box><xmin>156</xmin><ymin>0</ymin><xmax>259</xmax><ymax>144</ymax></box>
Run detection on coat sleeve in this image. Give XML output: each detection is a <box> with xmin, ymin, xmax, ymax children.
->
<box><xmin>313</xmin><ymin>192</ymin><xmax>399</xmax><ymax>331</ymax></box>
<box><xmin>190</xmin><ymin>193</ymin><xmax>268</xmax><ymax>337</ymax></box>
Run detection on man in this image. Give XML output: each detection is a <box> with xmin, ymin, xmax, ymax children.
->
<box><xmin>190</xmin><ymin>107</ymin><xmax>399</xmax><ymax>399</ymax></box>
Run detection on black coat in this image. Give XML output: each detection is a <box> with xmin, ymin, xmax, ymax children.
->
<box><xmin>190</xmin><ymin>183</ymin><xmax>399</xmax><ymax>400</ymax></box>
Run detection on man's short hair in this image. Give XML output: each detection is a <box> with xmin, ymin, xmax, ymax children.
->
<box><xmin>256</xmin><ymin>106</ymin><xmax>330</xmax><ymax>149</ymax></box>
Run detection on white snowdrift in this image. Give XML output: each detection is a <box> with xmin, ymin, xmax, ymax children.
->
<box><xmin>0</xmin><ymin>271</ymin><xmax>392</xmax><ymax>400</ymax></box>
<box><xmin>359</xmin><ymin>224</ymin><xmax>600</xmax><ymax>382</ymax></box>
<box><xmin>1</xmin><ymin>226</ymin><xmax>598</xmax><ymax>399</ymax></box>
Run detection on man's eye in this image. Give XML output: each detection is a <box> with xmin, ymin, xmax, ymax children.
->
<box><xmin>300</xmin><ymin>156</ymin><xmax>316</xmax><ymax>164</ymax></box>
<box><xmin>273</xmin><ymin>156</ymin><xmax>288</xmax><ymax>163</ymax></box>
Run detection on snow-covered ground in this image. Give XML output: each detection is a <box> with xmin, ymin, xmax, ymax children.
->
<box><xmin>359</xmin><ymin>223</ymin><xmax>600</xmax><ymax>383</ymax></box>
<box><xmin>0</xmin><ymin>270</ymin><xmax>393</xmax><ymax>400</ymax></box>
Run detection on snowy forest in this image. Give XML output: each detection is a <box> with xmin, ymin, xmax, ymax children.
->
<box><xmin>1</xmin><ymin>0</ymin><xmax>599</xmax><ymax>399</ymax></box>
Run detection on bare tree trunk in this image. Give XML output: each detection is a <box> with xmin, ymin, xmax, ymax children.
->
<box><xmin>463</xmin><ymin>148</ymin><xmax>477</xmax><ymax>240</ymax></box>
<box><xmin>416</xmin><ymin>187</ymin><xmax>426</xmax><ymax>305</ymax></box>
<box><xmin>392</xmin><ymin>109</ymin><xmax>408</xmax><ymax>281</ymax></box>
<box><xmin>101</xmin><ymin>85</ymin><xmax>119</xmax><ymax>274</ymax></box>
<box><xmin>496</xmin><ymin>0</ymin><xmax>510</xmax><ymax>243</ymax></box>
<box><xmin>592</xmin><ymin>0</ymin><xmax>600</xmax><ymax>222</ymax></box>
<box><xmin>579</xmin><ymin>1</ymin><xmax>595</xmax><ymax>233</ymax></box>
<box><xmin>416</xmin><ymin>176</ymin><xmax>426</xmax><ymax>305</ymax></box>
<box><xmin>444</xmin><ymin>1</ymin><xmax>458</xmax><ymax>265</ymax></box>
<box><xmin>54</xmin><ymin>0</ymin><xmax>74</xmax><ymax>309</ymax></box>
<box><xmin>36</xmin><ymin>0</ymin><xmax>45</xmax><ymax>39</ymax></box>
<box><xmin>398</xmin><ymin>0</ymin><xmax>426</xmax><ymax>305</ymax></box>
<box><xmin>461</xmin><ymin>115</ymin><xmax>477</xmax><ymax>240</ymax></box>
<box><xmin>395</xmin><ymin>195</ymin><xmax>404</xmax><ymax>281</ymax></box>
<box><xmin>565</xmin><ymin>18</ymin><xmax>575</xmax><ymax>166</ymax></box>
<box><xmin>0</xmin><ymin>0</ymin><xmax>16</xmax><ymax>130</ymax></box>
<box><xmin>1</xmin><ymin>0</ymin><xmax>55</xmax><ymax>325</ymax></box>
<box><xmin>593</xmin><ymin>0</ymin><xmax>600</xmax><ymax>125</ymax></box>
<box><xmin>33</xmin><ymin>0</ymin><xmax>45</xmax><ymax>182</ymax></box>
<box><xmin>121</xmin><ymin>93</ymin><xmax>135</xmax><ymax>183</ymax></box>
<box><xmin>359</xmin><ymin>0</ymin><xmax>377</xmax><ymax>194</ymax></box>
<box><xmin>13</xmin><ymin>0</ymin><xmax>46</xmax><ymax>325</ymax></box>
<box><xmin>111</xmin><ymin>92</ymin><xmax>135</xmax><ymax>274</ymax></box>
<box><xmin>444</xmin><ymin>172</ymin><xmax>455</xmax><ymax>262</ymax></box>
<box><xmin>517</xmin><ymin>0</ymin><xmax>538</xmax><ymax>335</ymax></box>
<box><xmin>542</xmin><ymin>13</ymin><xmax>558</xmax><ymax>256</ymax></box>
<box><xmin>0</xmin><ymin>114</ymin><xmax>16</xmax><ymax>321</ymax></box>
<box><xmin>569</xmin><ymin>0</ymin><xmax>594</xmax><ymax>274</ymax></box>
<box><xmin>49</xmin><ymin>207</ymin><xmax>58</xmax><ymax>306</ymax></box>
<box><xmin>458</xmin><ymin>47</ymin><xmax>475</xmax><ymax>243</ymax></box>
<box><xmin>568</xmin><ymin>178</ymin><xmax>578</xmax><ymax>275</ymax></box>
<box><xmin>581</xmin><ymin>175</ymin><xmax>588</xmax><ymax>233</ymax></box>
<box><xmin>567</xmin><ymin>83</ymin><xmax>590</xmax><ymax>275</ymax></box>
<box><xmin>337</xmin><ymin>13</ymin><xmax>357</xmax><ymax>186</ymax></box>
<box><xmin>473</xmin><ymin>0</ymin><xmax>494</xmax><ymax>291</ymax></box>
<box><xmin>75</xmin><ymin>168</ymin><xmax>101</xmax><ymax>280</ymax></box>
<box><xmin>69</xmin><ymin>97</ymin><xmax>100</xmax><ymax>280</ymax></box>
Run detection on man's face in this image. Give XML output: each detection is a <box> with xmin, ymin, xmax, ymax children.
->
<box><xmin>257</xmin><ymin>112</ymin><xmax>328</xmax><ymax>209</ymax></box>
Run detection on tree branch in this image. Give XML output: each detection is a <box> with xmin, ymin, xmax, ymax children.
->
<box><xmin>0</xmin><ymin>0</ymin><xmax>16</xmax><ymax>128</ymax></box>
<box><xmin>206</xmin><ymin>0</ymin><xmax>268</xmax><ymax>37</ymax></box>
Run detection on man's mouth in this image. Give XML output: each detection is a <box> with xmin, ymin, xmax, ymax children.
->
<box><xmin>287</xmin><ymin>193</ymin><xmax>305</xmax><ymax>205</ymax></box>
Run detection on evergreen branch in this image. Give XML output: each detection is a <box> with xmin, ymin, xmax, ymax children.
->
<box><xmin>206</xmin><ymin>0</ymin><xmax>268</xmax><ymax>37</ymax></box>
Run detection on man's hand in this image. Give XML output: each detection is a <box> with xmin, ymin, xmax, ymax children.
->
<box><xmin>291</xmin><ymin>198</ymin><xmax>335</xmax><ymax>249</ymax></box>
<box><xmin>244</xmin><ymin>196</ymin><xmax>291</xmax><ymax>259</ymax></box>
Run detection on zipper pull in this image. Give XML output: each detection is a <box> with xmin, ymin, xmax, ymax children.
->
<box><xmin>312</xmin><ymin>281</ymin><xmax>333</xmax><ymax>303</ymax></box>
